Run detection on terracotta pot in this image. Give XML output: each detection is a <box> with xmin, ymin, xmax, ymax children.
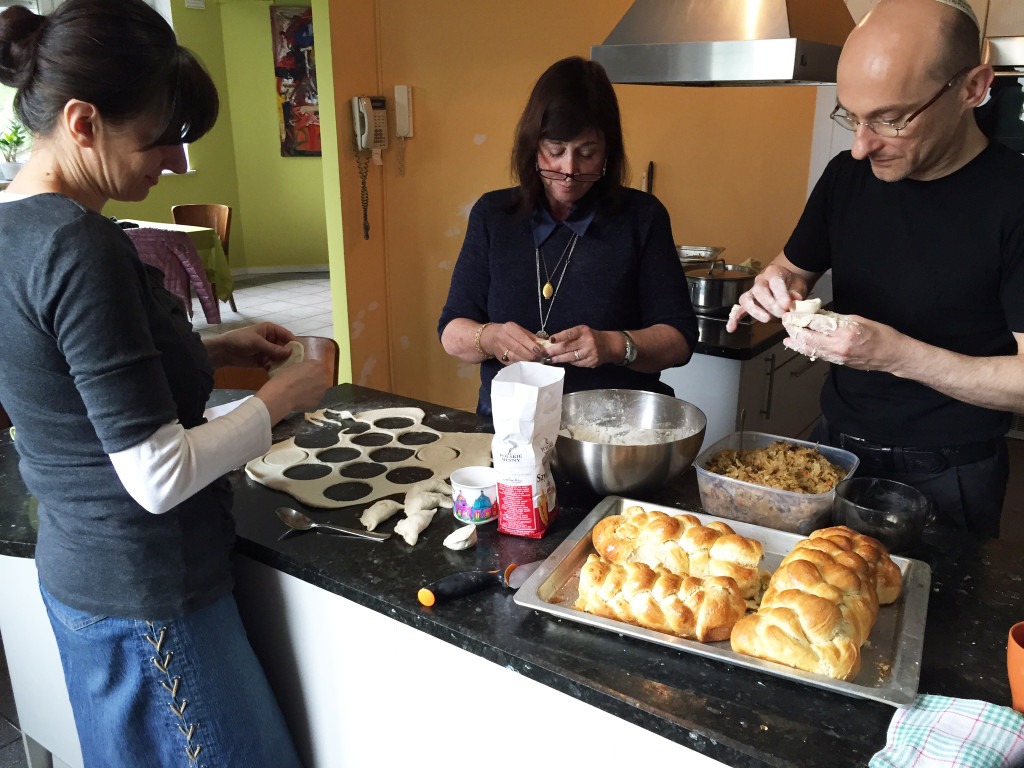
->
<box><xmin>1009</xmin><ymin>621</ymin><xmax>1024</xmax><ymax>713</ymax></box>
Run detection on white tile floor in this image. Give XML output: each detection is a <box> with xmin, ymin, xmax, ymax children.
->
<box><xmin>191</xmin><ymin>271</ymin><xmax>334</xmax><ymax>340</ymax></box>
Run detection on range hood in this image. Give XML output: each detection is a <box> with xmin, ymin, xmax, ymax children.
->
<box><xmin>590</xmin><ymin>0</ymin><xmax>856</xmax><ymax>87</ymax></box>
<box><xmin>983</xmin><ymin>0</ymin><xmax>1024</xmax><ymax>76</ymax></box>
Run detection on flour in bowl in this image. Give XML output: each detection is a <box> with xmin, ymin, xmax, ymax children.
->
<box><xmin>563</xmin><ymin>423</ymin><xmax>691</xmax><ymax>445</ymax></box>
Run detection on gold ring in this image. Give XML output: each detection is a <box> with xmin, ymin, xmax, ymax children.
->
<box><xmin>574</xmin><ymin>349</ymin><xmax>581</xmax><ymax>362</ymax></box>
<box><xmin>501</xmin><ymin>349</ymin><xmax>510</xmax><ymax>362</ymax></box>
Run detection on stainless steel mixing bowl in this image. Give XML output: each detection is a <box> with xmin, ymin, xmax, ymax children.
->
<box><xmin>553</xmin><ymin>389</ymin><xmax>707</xmax><ymax>496</ymax></box>
<box><xmin>832</xmin><ymin>476</ymin><xmax>931</xmax><ymax>554</ymax></box>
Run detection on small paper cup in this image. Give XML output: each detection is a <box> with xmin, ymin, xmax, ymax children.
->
<box><xmin>450</xmin><ymin>466</ymin><xmax>499</xmax><ymax>525</ymax></box>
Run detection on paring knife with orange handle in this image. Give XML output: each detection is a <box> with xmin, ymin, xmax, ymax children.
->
<box><xmin>417</xmin><ymin>560</ymin><xmax>543</xmax><ymax>607</ymax></box>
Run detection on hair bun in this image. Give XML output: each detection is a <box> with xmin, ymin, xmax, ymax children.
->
<box><xmin>0</xmin><ymin>5</ymin><xmax>46</xmax><ymax>89</ymax></box>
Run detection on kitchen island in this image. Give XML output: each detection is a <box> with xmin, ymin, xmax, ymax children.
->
<box><xmin>0</xmin><ymin>384</ymin><xmax>1020</xmax><ymax>768</ymax></box>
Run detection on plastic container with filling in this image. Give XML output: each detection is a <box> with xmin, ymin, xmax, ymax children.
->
<box><xmin>694</xmin><ymin>431</ymin><xmax>859</xmax><ymax>534</ymax></box>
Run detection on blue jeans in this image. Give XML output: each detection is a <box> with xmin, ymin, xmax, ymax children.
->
<box><xmin>41</xmin><ymin>585</ymin><xmax>303</xmax><ymax>768</ymax></box>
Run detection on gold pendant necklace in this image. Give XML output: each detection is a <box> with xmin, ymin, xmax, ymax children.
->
<box><xmin>538</xmin><ymin>233</ymin><xmax>577</xmax><ymax>302</ymax></box>
<box><xmin>535</xmin><ymin>233</ymin><xmax>579</xmax><ymax>339</ymax></box>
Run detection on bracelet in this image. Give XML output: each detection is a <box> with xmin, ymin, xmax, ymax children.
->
<box><xmin>474</xmin><ymin>322</ymin><xmax>494</xmax><ymax>359</ymax></box>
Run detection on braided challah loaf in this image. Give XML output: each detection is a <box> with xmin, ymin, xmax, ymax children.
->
<box><xmin>729</xmin><ymin>589</ymin><xmax>863</xmax><ymax>680</ymax></box>
<box><xmin>591</xmin><ymin>506</ymin><xmax>765</xmax><ymax>599</ymax></box>
<box><xmin>730</xmin><ymin>525</ymin><xmax>902</xmax><ymax>680</ymax></box>
<box><xmin>576</xmin><ymin>554</ymin><xmax>747</xmax><ymax>642</ymax></box>
<box><xmin>803</xmin><ymin>526</ymin><xmax>902</xmax><ymax>605</ymax></box>
<box><xmin>759</xmin><ymin>555</ymin><xmax>878</xmax><ymax>646</ymax></box>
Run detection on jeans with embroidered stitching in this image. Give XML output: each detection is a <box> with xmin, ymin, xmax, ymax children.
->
<box><xmin>41</xmin><ymin>584</ymin><xmax>303</xmax><ymax>768</ymax></box>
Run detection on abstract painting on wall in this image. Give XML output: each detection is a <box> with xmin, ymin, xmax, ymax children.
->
<box><xmin>271</xmin><ymin>6</ymin><xmax>320</xmax><ymax>157</ymax></box>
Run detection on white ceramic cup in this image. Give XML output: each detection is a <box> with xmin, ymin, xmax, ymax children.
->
<box><xmin>450</xmin><ymin>466</ymin><xmax>499</xmax><ymax>525</ymax></box>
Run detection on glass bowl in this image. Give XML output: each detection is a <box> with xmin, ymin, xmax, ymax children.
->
<box><xmin>832</xmin><ymin>476</ymin><xmax>931</xmax><ymax>554</ymax></box>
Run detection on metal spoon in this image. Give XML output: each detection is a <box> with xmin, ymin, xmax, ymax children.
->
<box><xmin>275</xmin><ymin>506</ymin><xmax>390</xmax><ymax>542</ymax></box>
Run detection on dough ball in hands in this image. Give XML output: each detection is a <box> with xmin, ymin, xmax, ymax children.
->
<box><xmin>267</xmin><ymin>340</ymin><xmax>305</xmax><ymax>377</ymax></box>
<box><xmin>782</xmin><ymin>298</ymin><xmax>854</xmax><ymax>345</ymax></box>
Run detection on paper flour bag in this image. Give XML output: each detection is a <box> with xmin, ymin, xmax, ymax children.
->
<box><xmin>490</xmin><ymin>362</ymin><xmax>565</xmax><ymax>538</ymax></box>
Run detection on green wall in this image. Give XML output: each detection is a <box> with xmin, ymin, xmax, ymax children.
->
<box><xmin>107</xmin><ymin>0</ymin><xmax>331</xmax><ymax>275</ymax></box>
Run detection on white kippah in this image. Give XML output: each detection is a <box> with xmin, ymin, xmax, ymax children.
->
<box><xmin>932</xmin><ymin>0</ymin><xmax>979</xmax><ymax>28</ymax></box>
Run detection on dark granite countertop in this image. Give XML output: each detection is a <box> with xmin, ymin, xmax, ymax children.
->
<box><xmin>1</xmin><ymin>384</ymin><xmax>1020</xmax><ymax>768</ymax></box>
<box><xmin>694</xmin><ymin>315</ymin><xmax>787</xmax><ymax>361</ymax></box>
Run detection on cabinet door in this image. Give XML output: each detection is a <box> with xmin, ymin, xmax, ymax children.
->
<box><xmin>737</xmin><ymin>340</ymin><xmax>829</xmax><ymax>438</ymax></box>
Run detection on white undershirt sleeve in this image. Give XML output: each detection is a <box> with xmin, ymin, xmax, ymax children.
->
<box><xmin>109</xmin><ymin>396</ymin><xmax>272</xmax><ymax>514</ymax></box>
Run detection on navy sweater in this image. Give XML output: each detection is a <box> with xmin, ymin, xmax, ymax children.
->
<box><xmin>439</xmin><ymin>187</ymin><xmax>697</xmax><ymax>415</ymax></box>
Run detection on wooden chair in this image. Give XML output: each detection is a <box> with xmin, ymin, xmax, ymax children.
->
<box><xmin>171</xmin><ymin>204</ymin><xmax>237</xmax><ymax>312</ymax></box>
<box><xmin>213</xmin><ymin>335</ymin><xmax>339</xmax><ymax>390</ymax></box>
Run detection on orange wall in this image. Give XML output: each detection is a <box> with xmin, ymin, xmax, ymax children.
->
<box><xmin>331</xmin><ymin>1</ymin><xmax>818</xmax><ymax>412</ymax></box>
<box><xmin>329</xmin><ymin>2</ymin><xmax>391</xmax><ymax>391</ymax></box>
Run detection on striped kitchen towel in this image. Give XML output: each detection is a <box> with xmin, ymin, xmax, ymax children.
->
<box><xmin>870</xmin><ymin>695</ymin><xmax>1024</xmax><ymax>768</ymax></box>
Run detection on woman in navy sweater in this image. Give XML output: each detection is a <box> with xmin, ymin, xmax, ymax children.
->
<box><xmin>438</xmin><ymin>56</ymin><xmax>697</xmax><ymax>416</ymax></box>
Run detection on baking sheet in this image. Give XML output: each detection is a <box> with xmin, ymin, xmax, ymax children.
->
<box><xmin>513</xmin><ymin>496</ymin><xmax>931</xmax><ymax>707</ymax></box>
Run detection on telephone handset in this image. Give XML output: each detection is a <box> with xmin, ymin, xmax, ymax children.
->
<box><xmin>352</xmin><ymin>96</ymin><xmax>387</xmax><ymax>240</ymax></box>
<box><xmin>352</xmin><ymin>96</ymin><xmax>388</xmax><ymax>151</ymax></box>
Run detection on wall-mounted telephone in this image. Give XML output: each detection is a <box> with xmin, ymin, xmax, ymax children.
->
<box><xmin>351</xmin><ymin>96</ymin><xmax>386</xmax><ymax>240</ymax></box>
<box><xmin>352</xmin><ymin>96</ymin><xmax>388</xmax><ymax>151</ymax></box>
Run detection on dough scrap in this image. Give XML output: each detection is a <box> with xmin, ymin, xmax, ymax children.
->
<box><xmin>359</xmin><ymin>499</ymin><xmax>404</xmax><ymax>531</ymax></box>
<box><xmin>268</xmin><ymin>341</ymin><xmax>305</xmax><ymax>377</ymax></box>
<box><xmin>406</xmin><ymin>488</ymin><xmax>453</xmax><ymax>511</ymax></box>
<box><xmin>443</xmin><ymin>524</ymin><xmax>478</xmax><ymax>551</ymax></box>
<box><xmin>394</xmin><ymin>507</ymin><xmax>438</xmax><ymax>546</ymax></box>
<box><xmin>408</xmin><ymin>478</ymin><xmax>453</xmax><ymax>497</ymax></box>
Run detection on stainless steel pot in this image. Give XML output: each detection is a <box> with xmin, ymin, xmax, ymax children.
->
<box><xmin>685</xmin><ymin>260</ymin><xmax>758</xmax><ymax>315</ymax></box>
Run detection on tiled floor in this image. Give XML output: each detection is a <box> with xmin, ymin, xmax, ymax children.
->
<box><xmin>190</xmin><ymin>271</ymin><xmax>334</xmax><ymax>341</ymax></box>
<box><xmin>1</xmin><ymin>274</ymin><xmax>1022</xmax><ymax>765</ymax></box>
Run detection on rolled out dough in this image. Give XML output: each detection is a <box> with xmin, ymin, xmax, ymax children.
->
<box><xmin>246</xmin><ymin>406</ymin><xmax>492</xmax><ymax>511</ymax></box>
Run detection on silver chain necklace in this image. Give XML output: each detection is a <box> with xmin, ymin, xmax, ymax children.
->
<box><xmin>535</xmin><ymin>233</ymin><xmax>579</xmax><ymax>339</ymax></box>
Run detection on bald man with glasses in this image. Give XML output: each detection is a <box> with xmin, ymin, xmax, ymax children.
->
<box><xmin>728</xmin><ymin>0</ymin><xmax>1024</xmax><ymax>538</ymax></box>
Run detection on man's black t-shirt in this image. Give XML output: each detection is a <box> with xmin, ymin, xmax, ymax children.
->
<box><xmin>785</xmin><ymin>141</ymin><xmax>1024</xmax><ymax>447</ymax></box>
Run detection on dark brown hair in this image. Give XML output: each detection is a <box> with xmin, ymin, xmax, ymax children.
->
<box><xmin>510</xmin><ymin>56</ymin><xmax>627</xmax><ymax>214</ymax></box>
<box><xmin>0</xmin><ymin>0</ymin><xmax>218</xmax><ymax>147</ymax></box>
<box><xmin>934</xmin><ymin>6</ymin><xmax>981</xmax><ymax>79</ymax></box>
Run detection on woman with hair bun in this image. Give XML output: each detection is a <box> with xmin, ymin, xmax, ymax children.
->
<box><xmin>0</xmin><ymin>1</ymin><xmax>320</xmax><ymax>764</ymax></box>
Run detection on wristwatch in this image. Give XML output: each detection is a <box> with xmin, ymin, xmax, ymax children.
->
<box><xmin>620</xmin><ymin>331</ymin><xmax>638</xmax><ymax>366</ymax></box>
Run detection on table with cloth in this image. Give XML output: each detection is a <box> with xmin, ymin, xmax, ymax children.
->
<box><xmin>120</xmin><ymin>218</ymin><xmax>234</xmax><ymax>304</ymax></box>
<box><xmin>125</xmin><ymin>227</ymin><xmax>221</xmax><ymax>324</ymax></box>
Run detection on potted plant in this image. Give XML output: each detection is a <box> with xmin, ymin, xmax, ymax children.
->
<box><xmin>0</xmin><ymin>119</ymin><xmax>27</xmax><ymax>180</ymax></box>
